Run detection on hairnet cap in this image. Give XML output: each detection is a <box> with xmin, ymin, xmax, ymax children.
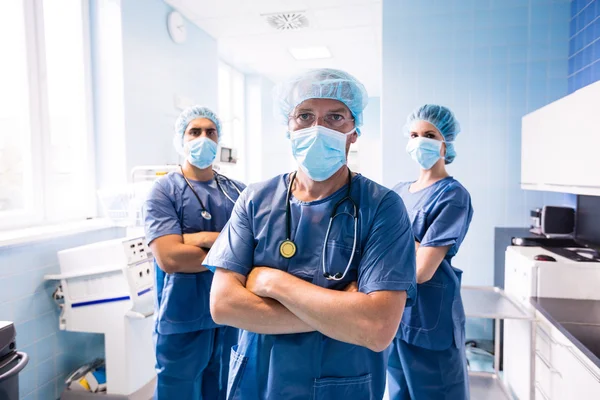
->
<box><xmin>173</xmin><ymin>105</ymin><xmax>222</xmax><ymax>155</ymax></box>
<box><xmin>405</xmin><ymin>104</ymin><xmax>460</xmax><ymax>164</ymax></box>
<box><xmin>273</xmin><ymin>68</ymin><xmax>369</xmax><ymax>134</ymax></box>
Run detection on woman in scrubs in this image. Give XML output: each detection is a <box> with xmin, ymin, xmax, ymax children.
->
<box><xmin>387</xmin><ymin>104</ymin><xmax>474</xmax><ymax>399</ymax></box>
<box><xmin>144</xmin><ymin>106</ymin><xmax>245</xmax><ymax>399</ymax></box>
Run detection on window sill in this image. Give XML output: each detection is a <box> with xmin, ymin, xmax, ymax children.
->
<box><xmin>0</xmin><ymin>218</ymin><xmax>116</xmax><ymax>249</ymax></box>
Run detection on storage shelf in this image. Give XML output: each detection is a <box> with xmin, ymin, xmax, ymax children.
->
<box><xmin>462</xmin><ymin>286</ymin><xmax>533</xmax><ymax>320</ymax></box>
<box><xmin>469</xmin><ymin>372</ymin><xmax>512</xmax><ymax>400</ymax></box>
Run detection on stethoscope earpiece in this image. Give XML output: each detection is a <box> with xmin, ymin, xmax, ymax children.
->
<box><xmin>323</xmin><ymin>272</ymin><xmax>344</xmax><ymax>281</ymax></box>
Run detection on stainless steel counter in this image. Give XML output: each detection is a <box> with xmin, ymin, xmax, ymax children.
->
<box><xmin>530</xmin><ymin>297</ymin><xmax>600</xmax><ymax>369</ymax></box>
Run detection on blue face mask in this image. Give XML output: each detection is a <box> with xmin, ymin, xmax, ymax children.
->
<box><xmin>290</xmin><ymin>125</ymin><xmax>353</xmax><ymax>182</ymax></box>
<box><xmin>406</xmin><ymin>137</ymin><xmax>443</xmax><ymax>170</ymax></box>
<box><xmin>184</xmin><ymin>137</ymin><xmax>218</xmax><ymax>169</ymax></box>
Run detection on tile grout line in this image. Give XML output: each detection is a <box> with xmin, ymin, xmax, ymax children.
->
<box><xmin>569</xmin><ymin>12</ymin><xmax>600</xmax><ymax>41</ymax></box>
<box><xmin>567</xmin><ymin>56</ymin><xmax>600</xmax><ymax>76</ymax></box>
<box><xmin>568</xmin><ymin>33</ymin><xmax>600</xmax><ymax>59</ymax></box>
<box><xmin>570</xmin><ymin>0</ymin><xmax>597</xmax><ymax>22</ymax></box>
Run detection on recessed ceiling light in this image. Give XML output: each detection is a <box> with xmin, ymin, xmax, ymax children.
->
<box><xmin>288</xmin><ymin>46</ymin><xmax>332</xmax><ymax>60</ymax></box>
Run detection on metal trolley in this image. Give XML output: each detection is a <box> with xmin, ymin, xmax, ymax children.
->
<box><xmin>463</xmin><ymin>286</ymin><xmax>536</xmax><ymax>400</ymax></box>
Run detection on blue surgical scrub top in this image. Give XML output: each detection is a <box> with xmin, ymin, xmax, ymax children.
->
<box><xmin>203</xmin><ymin>173</ymin><xmax>417</xmax><ymax>400</ymax></box>
<box><xmin>144</xmin><ymin>172</ymin><xmax>245</xmax><ymax>335</ymax></box>
<box><xmin>393</xmin><ymin>176</ymin><xmax>473</xmax><ymax>351</ymax></box>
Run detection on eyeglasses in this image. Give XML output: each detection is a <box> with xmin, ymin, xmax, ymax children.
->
<box><xmin>290</xmin><ymin>112</ymin><xmax>354</xmax><ymax>129</ymax></box>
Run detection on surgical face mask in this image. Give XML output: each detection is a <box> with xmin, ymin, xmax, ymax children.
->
<box><xmin>184</xmin><ymin>137</ymin><xmax>218</xmax><ymax>169</ymax></box>
<box><xmin>406</xmin><ymin>137</ymin><xmax>443</xmax><ymax>170</ymax></box>
<box><xmin>289</xmin><ymin>125</ymin><xmax>354</xmax><ymax>182</ymax></box>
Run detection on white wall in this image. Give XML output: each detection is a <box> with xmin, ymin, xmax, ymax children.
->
<box><xmin>357</xmin><ymin>97</ymin><xmax>382</xmax><ymax>183</ymax></box>
<box><xmin>245</xmin><ymin>75</ymin><xmax>294</xmax><ymax>183</ymax></box>
<box><xmin>91</xmin><ymin>0</ymin><xmax>218</xmax><ymax>188</ymax></box>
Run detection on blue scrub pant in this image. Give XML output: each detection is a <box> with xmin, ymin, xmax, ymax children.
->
<box><xmin>387</xmin><ymin>338</ymin><xmax>470</xmax><ymax>400</ymax></box>
<box><xmin>154</xmin><ymin>326</ymin><xmax>238</xmax><ymax>400</ymax></box>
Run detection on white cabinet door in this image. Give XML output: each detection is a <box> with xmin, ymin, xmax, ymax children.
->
<box><xmin>504</xmin><ymin>249</ymin><xmax>534</xmax><ymax>303</ymax></box>
<box><xmin>505</xmin><ymin>319</ymin><xmax>533</xmax><ymax>399</ymax></box>
<box><xmin>553</xmin><ymin>345</ymin><xmax>600</xmax><ymax>399</ymax></box>
<box><xmin>521</xmin><ymin>107</ymin><xmax>563</xmax><ymax>187</ymax></box>
<box><xmin>504</xmin><ymin>249</ymin><xmax>535</xmax><ymax>399</ymax></box>
<box><xmin>535</xmin><ymin>316</ymin><xmax>565</xmax><ymax>400</ymax></box>
<box><xmin>521</xmin><ymin>80</ymin><xmax>600</xmax><ymax>194</ymax></box>
<box><xmin>521</xmin><ymin>111</ymin><xmax>548</xmax><ymax>186</ymax></box>
<box><xmin>550</xmin><ymin>329</ymin><xmax>600</xmax><ymax>399</ymax></box>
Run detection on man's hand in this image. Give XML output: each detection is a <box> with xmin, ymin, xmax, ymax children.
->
<box><xmin>182</xmin><ymin>232</ymin><xmax>220</xmax><ymax>248</ymax></box>
<box><xmin>210</xmin><ymin>268</ymin><xmax>314</xmax><ymax>334</ymax></box>
<box><xmin>150</xmin><ymin>234</ymin><xmax>208</xmax><ymax>274</ymax></box>
<box><xmin>246</xmin><ymin>266</ymin><xmax>282</xmax><ymax>297</ymax></box>
<box><xmin>182</xmin><ymin>233</ymin><xmax>197</xmax><ymax>246</ymax></box>
<box><xmin>344</xmin><ymin>281</ymin><xmax>358</xmax><ymax>292</ymax></box>
<box><xmin>247</xmin><ymin>269</ymin><xmax>358</xmax><ymax>296</ymax></box>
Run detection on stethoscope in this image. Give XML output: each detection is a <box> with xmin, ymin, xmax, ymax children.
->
<box><xmin>180</xmin><ymin>165</ymin><xmax>242</xmax><ymax>220</ymax></box>
<box><xmin>279</xmin><ymin>168</ymin><xmax>359</xmax><ymax>281</ymax></box>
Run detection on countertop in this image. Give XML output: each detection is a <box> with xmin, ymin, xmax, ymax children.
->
<box><xmin>530</xmin><ymin>297</ymin><xmax>600</xmax><ymax>369</ymax></box>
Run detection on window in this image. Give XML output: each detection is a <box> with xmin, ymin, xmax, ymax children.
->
<box><xmin>0</xmin><ymin>0</ymin><xmax>94</xmax><ymax>230</ymax></box>
<box><xmin>348</xmin><ymin>141</ymin><xmax>360</xmax><ymax>172</ymax></box>
<box><xmin>218</xmin><ymin>62</ymin><xmax>245</xmax><ymax>182</ymax></box>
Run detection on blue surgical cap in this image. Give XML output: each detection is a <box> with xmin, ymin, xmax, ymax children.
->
<box><xmin>173</xmin><ymin>105</ymin><xmax>222</xmax><ymax>154</ymax></box>
<box><xmin>273</xmin><ymin>68</ymin><xmax>369</xmax><ymax>134</ymax></box>
<box><xmin>405</xmin><ymin>104</ymin><xmax>461</xmax><ymax>164</ymax></box>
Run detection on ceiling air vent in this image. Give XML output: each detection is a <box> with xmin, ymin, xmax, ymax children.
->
<box><xmin>262</xmin><ymin>11</ymin><xmax>310</xmax><ymax>31</ymax></box>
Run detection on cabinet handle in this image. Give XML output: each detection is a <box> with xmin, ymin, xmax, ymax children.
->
<box><xmin>535</xmin><ymin>382</ymin><xmax>551</xmax><ymax>400</ymax></box>
<box><xmin>537</xmin><ymin>326</ymin><xmax>559</xmax><ymax>345</ymax></box>
<box><xmin>537</xmin><ymin>323</ymin><xmax>600</xmax><ymax>382</ymax></box>
<box><xmin>535</xmin><ymin>350</ymin><xmax>562</xmax><ymax>377</ymax></box>
<box><xmin>566</xmin><ymin>346</ymin><xmax>600</xmax><ymax>383</ymax></box>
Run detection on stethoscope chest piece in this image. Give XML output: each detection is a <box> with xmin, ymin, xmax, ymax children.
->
<box><xmin>180</xmin><ymin>165</ymin><xmax>241</xmax><ymax>221</ymax></box>
<box><xmin>279</xmin><ymin>240</ymin><xmax>297</xmax><ymax>259</ymax></box>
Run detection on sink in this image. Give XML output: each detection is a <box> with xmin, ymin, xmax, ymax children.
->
<box><xmin>561</xmin><ymin>323</ymin><xmax>600</xmax><ymax>361</ymax></box>
<box><xmin>534</xmin><ymin>298</ymin><xmax>600</xmax><ymax>325</ymax></box>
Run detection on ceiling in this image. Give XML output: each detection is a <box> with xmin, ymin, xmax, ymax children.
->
<box><xmin>164</xmin><ymin>0</ymin><xmax>382</xmax><ymax>96</ymax></box>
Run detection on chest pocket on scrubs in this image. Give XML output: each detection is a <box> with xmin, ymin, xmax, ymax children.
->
<box><xmin>312</xmin><ymin>373</ymin><xmax>373</xmax><ymax>400</ymax></box>
<box><xmin>157</xmin><ymin>272</ymin><xmax>216</xmax><ymax>333</ymax></box>
<box><xmin>313</xmin><ymin>240</ymin><xmax>360</xmax><ymax>289</ymax></box>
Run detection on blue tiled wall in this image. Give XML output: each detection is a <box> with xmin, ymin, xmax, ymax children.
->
<box><xmin>0</xmin><ymin>227</ymin><xmax>124</xmax><ymax>400</ymax></box>
<box><xmin>382</xmin><ymin>0</ymin><xmax>573</xmax><ymax>288</ymax></box>
<box><xmin>568</xmin><ymin>0</ymin><xmax>600</xmax><ymax>91</ymax></box>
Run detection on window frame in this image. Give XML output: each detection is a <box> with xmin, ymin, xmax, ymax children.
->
<box><xmin>0</xmin><ymin>0</ymin><xmax>96</xmax><ymax>231</ymax></box>
<box><xmin>217</xmin><ymin>61</ymin><xmax>246</xmax><ymax>181</ymax></box>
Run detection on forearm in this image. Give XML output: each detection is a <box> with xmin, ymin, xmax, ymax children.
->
<box><xmin>183</xmin><ymin>232</ymin><xmax>220</xmax><ymax>248</ymax></box>
<box><xmin>416</xmin><ymin>264</ymin><xmax>435</xmax><ymax>283</ymax></box>
<box><xmin>415</xmin><ymin>245</ymin><xmax>450</xmax><ymax>284</ymax></box>
<box><xmin>267</xmin><ymin>275</ymin><xmax>405</xmax><ymax>352</ymax></box>
<box><xmin>157</xmin><ymin>243</ymin><xmax>208</xmax><ymax>273</ymax></box>
<box><xmin>210</xmin><ymin>272</ymin><xmax>314</xmax><ymax>334</ymax></box>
